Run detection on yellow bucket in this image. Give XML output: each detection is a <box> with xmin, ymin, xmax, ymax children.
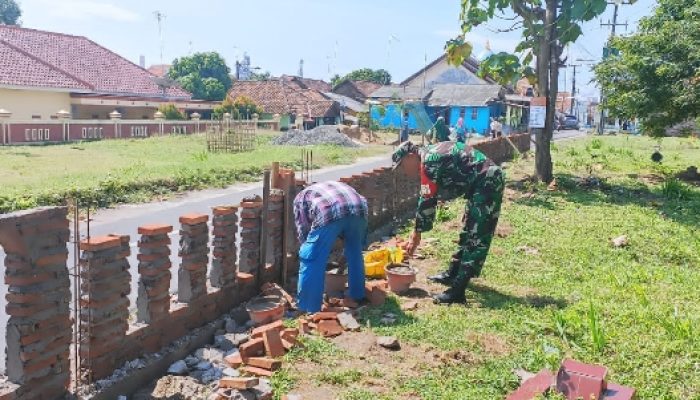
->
<box><xmin>364</xmin><ymin>247</ymin><xmax>405</xmax><ymax>278</ymax></box>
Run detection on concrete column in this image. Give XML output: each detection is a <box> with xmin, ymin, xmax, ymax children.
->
<box><xmin>79</xmin><ymin>234</ymin><xmax>131</xmax><ymax>380</ymax></box>
<box><xmin>0</xmin><ymin>207</ymin><xmax>71</xmax><ymax>399</ymax></box>
<box><xmin>136</xmin><ymin>224</ymin><xmax>173</xmax><ymax>324</ymax></box>
<box><xmin>210</xmin><ymin>206</ymin><xmax>238</xmax><ymax>288</ymax></box>
<box><xmin>177</xmin><ymin>214</ymin><xmax>209</xmax><ymax>303</ymax></box>
<box><xmin>0</xmin><ymin>109</ymin><xmax>11</xmax><ymax>145</ymax></box>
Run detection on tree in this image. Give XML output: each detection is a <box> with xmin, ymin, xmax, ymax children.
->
<box><xmin>158</xmin><ymin>104</ymin><xmax>186</xmax><ymax>120</ymax></box>
<box><xmin>0</xmin><ymin>0</ymin><xmax>21</xmax><ymax>25</ymax></box>
<box><xmin>446</xmin><ymin>0</ymin><xmax>633</xmax><ymax>182</ymax></box>
<box><xmin>169</xmin><ymin>52</ymin><xmax>232</xmax><ymax>101</ymax></box>
<box><xmin>213</xmin><ymin>95</ymin><xmax>263</xmax><ymax>120</ymax></box>
<box><xmin>331</xmin><ymin>68</ymin><xmax>392</xmax><ymax>88</ymax></box>
<box><xmin>250</xmin><ymin>71</ymin><xmax>272</xmax><ymax>81</ymax></box>
<box><xmin>595</xmin><ymin>0</ymin><xmax>700</xmax><ymax>137</ymax></box>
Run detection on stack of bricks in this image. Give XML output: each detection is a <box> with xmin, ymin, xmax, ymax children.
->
<box><xmin>79</xmin><ymin>234</ymin><xmax>131</xmax><ymax>380</ymax></box>
<box><xmin>178</xmin><ymin>213</ymin><xmax>209</xmax><ymax>303</ymax></box>
<box><xmin>136</xmin><ymin>224</ymin><xmax>173</xmax><ymax>324</ymax></box>
<box><xmin>239</xmin><ymin>201</ymin><xmax>262</xmax><ymax>277</ymax></box>
<box><xmin>210</xmin><ymin>206</ymin><xmax>238</xmax><ymax>288</ymax></box>
<box><xmin>263</xmin><ymin>189</ymin><xmax>285</xmax><ymax>282</ymax></box>
<box><xmin>0</xmin><ymin>207</ymin><xmax>72</xmax><ymax>399</ymax></box>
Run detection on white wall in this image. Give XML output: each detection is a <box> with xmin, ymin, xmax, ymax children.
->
<box><xmin>0</xmin><ymin>88</ymin><xmax>71</xmax><ymax>120</ymax></box>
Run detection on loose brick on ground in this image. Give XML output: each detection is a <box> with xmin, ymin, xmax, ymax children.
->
<box><xmin>219</xmin><ymin>377</ymin><xmax>259</xmax><ymax>390</ymax></box>
<box><xmin>242</xmin><ymin>366</ymin><xmax>273</xmax><ymax>377</ymax></box>
<box><xmin>262</xmin><ymin>329</ymin><xmax>285</xmax><ymax>358</ymax></box>
<box><xmin>251</xmin><ymin>320</ymin><xmax>284</xmax><ymax>339</ymax></box>
<box><xmin>311</xmin><ymin>311</ymin><xmax>338</xmax><ymax>322</ymax></box>
<box><xmin>247</xmin><ymin>357</ymin><xmax>282</xmax><ymax>371</ymax></box>
<box><xmin>239</xmin><ymin>338</ymin><xmax>265</xmax><ymax>359</ymax></box>
<box><xmin>317</xmin><ymin>319</ymin><xmax>343</xmax><ymax>337</ymax></box>
<box><xmin>224</xmin><ymin>352</ymin><xmax>243</xmax><ymax>368</ymax></box>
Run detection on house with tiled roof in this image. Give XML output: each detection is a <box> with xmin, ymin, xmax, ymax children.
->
<box><xmin>281</xmin><ymin>75</ymin><xmax>332</xmax><ymax>93</ymax></box>
<box><xmin>228</xmin><ymin>79</ymin><xmax>340</xmax><ymax>130</ymax></box>
<box><xmin>0</xmin><ymin>26</ymin><xmax>215</xmax><ymax>120</ymax></box>
<box><xmin>332</xmin><ymin>80</ymin><xmax>383</xmax><ymax>103</ymax></box>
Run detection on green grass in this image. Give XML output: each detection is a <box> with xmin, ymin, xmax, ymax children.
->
<box><xmin>278</xmin><ymin>135</ymin><xmax>700</xmax><ymax>399</ymax></box>
<box><xmin>0</xmin><ymin>132</ymin><xmax>388</xmax><ymax>212</ymax></box>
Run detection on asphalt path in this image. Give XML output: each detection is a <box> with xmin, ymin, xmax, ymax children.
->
<box><xmin>0</xmin><ymin>129</ymin><xmax>588</xmax><ymax>372</ymax></box>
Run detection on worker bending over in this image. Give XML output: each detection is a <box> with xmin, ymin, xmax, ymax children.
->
<box><xmin>392</xmin><ymin>141</ymin><xmax>505</xmax><ymax>304</ymax></box>
<box><xmin>293</xmin><ymin>181</ymin><xmax>368</xmax><ymax>313</ymax></box>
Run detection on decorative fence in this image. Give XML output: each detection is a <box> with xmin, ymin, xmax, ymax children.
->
<box><xmin>0</xmin><ymin>134</ymin><xmax>530</xmax><ymax>399</ymax></box>
<box><xmin>0</xmin><ymin>118</ymin><xmax>263</xmax><ymax>146</ymax></box>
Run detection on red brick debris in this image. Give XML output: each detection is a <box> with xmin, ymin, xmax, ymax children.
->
<box><xmin>507</xmin><ymin>359</ymin><xmax>635</xmax><ymax>400</ymax></box>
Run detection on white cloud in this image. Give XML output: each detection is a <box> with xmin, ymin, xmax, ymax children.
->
<box><xmin>33</xmin><ymin>0</ymin><xmax>141</xmax><ymax>22</ymax></box>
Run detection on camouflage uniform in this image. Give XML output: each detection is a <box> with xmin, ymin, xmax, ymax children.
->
<box><xmin>393</xmin><ymin>141</ymin><xmax>505</xmax><ymax>299</ymax></box>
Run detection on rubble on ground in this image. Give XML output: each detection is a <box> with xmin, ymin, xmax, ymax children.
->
<box><xmin>271</xmin><ymin>125</ymin><xmax>359</xmax><ymax>147</ymax></box>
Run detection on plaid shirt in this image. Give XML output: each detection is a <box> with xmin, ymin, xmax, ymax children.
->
<box><xmin>293</xmin><ymin>181</ymin><xmax>368</xmax><ymax>242</ymax></box>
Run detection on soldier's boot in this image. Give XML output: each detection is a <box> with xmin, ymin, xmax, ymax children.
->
<box><xmin>432</xmin><ymin>273</ymin><xmax>469</xmax><ymax>305</ymax></box>
<box><xmin>427</xmin><ymin>254</ymin><xmax>460</xmax><ymax>285</ymax></box>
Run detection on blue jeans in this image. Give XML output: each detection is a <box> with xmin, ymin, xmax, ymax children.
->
<box><xmin>297</xmin><ymin>215</ymin><xmax>367</xmax><ymax>313</ymax></box>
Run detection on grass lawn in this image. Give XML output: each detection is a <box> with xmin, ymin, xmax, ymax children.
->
<box><xmin>272</xmin><ymin>135</ymin><xmax>699</xmax><ymax>399</ymax></box>
<box><xmin>0</xmin><ymin>132</ymin><xmax>389</xmax><ymax>213</ymax></box>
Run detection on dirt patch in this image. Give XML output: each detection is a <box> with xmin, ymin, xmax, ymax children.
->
<box><xmin>133</xmin><ymin>376</ymin><xmax>212</xmax><ymax>400</ymax></box>
<box><xmin>495</xmin><ymin>222</ymin><xmax>514</xmax><ymax>238</ymax></box>
<box><xmin>289</xmin><ymin>330</ymin><xmax>442</xmax><ymax>399</ymax></box>
<box><xmin>466</xmin><ymin>332</ymin><xmax>511</xmax><ymax>357</ymax></box>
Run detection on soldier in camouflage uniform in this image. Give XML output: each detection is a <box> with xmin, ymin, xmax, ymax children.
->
<box><xmin>392</xmin><ymin>140</ymin><xmax>505</xmax><ymax>304</ymax></box>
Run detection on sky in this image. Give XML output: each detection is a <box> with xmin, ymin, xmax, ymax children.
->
<box><xmin>17</xmin><ymin>0</ymin><xmax>658</xmax><ymax>101</ymax></box>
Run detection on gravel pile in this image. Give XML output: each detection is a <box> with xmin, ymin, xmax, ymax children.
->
<box><xmin>272</xmin><ymin>125</ymin><xmax>359</xmax><ymax>147</ymax></box>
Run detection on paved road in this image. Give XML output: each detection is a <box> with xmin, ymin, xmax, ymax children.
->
<box><xmin>0</xmin><ymin>130</ymin><xmax>588</xmax><ymax>372</ymax></box>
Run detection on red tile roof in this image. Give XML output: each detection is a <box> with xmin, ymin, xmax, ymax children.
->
<box><xmin>0</xmin><ymin>40</ymin><xmax>90</xmax><ymax>90</ymax></box>
<box><xmin>228</xmin><ymin>80</ymin><xmax>338</xmax><ymax>118</ymax></box>
<box><xmin>281</xmin><ymin>75</ymin><xmax>332</xmax><ymax>92</ymax></box>
<box><xmin>147</xmin><ymin>64</ymin><xmax>171</xmax><ymax>77</ymax></box>
<box><xmin>351</xmin><ymin>81</ymin><xmax>383</xmax><ymax>97</ymax></box>
<box><xmin>0</xmin><ymin>26</ymin><xmax>190</xmax><ymax>99</ymax></box>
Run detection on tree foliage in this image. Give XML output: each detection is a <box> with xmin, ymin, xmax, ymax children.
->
<box><xmin>158</xmin><ymin>104</ymin><xmax>186</xmax><ymax>120</ymax></box>
<box><xmin>595</xmin><ymin>0</ymin><xmax>700</xmax><ymax>136</ymax></box>
<box><xmin>0</xmin><ymin>0</ymin><xmax>21</xmax><ymax>25</ymax></box>
<box><xmin>213</xmin><ymin>95</ymin><xmax>263</xmax><ymax>120</ymax></box>
<box><xmin>331</xmin><ymin>68</ymin><xmax>392</xmax><ymax>88</ymax></box>
<box><xmin>169</xmin><ymin>52</ymin><xmax>232</xmax><ymax>101</ymax></box>
<box><xmin>447</xmin><ymin>0</ymin><xmax>633</xmax><ymax>182</ymax></box>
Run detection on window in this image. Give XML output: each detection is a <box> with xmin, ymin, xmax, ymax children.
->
<box><xmin>471</xmin><ymin>108</ymin><xmax>478</xmax><ymax>120</ymax></box>
<box><xmin>31</xmin><ymin>115</ymin><xmax>41</xmax><ymax>119</ymax></box>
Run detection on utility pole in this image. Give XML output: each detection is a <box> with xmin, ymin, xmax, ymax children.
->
<box><xmin>153</xmin><ymin>11</ymin><xmax>166</xmax><ymax>65</ymax></box>
<box><xmin>598</xmin><ymin>1</ymin><xmax>630</xmax><ymax>134</ymax></box>
<box><xmin>568</xmin><ymin>64</ymin><xmax>579</xmax><ymax>115</ymax></box>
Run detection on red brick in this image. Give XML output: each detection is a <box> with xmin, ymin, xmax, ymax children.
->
<box><xmin>281</xmin><ymin>328</ymin><xmax>299</xmax><ymax>342</ymax></box>
<box><xmin>317</xmin><ymin>319</ymin><xmax>343</xmax><ymax>338</ymax></box>
<box><xmin>281</xmin><ymin>339</ymin><xmax>294</xmax><ymax>351</ymax></box>
<box><xmin>20</xmin><ymin>334</ymin><xmax>71</xmax><ymax>362</ymax></box>
<box><xmin>34</xmin><ymin>253</ymin><xmax>67</xmax><ymax>267</ymax></box>
<box><xmin>80</xmin><ymin>236</ymin><xmax>121</xmax><ymax>252</ymax></box>
<box><xmin>240</xmin><ymin>201</ymin><xmax>262</xmax><ymax>209</ymax></box>
<box><xmin>263</xmin><ymin>329</ymin><xmax>285</xmax><ymax>358</ymax></box>
<box><xmin>342</xmin><ymin>297</ymin><xmax>359</xmax><ymax>308</ymax></box>
<box><xmin>603</xmin><ymin>383</ymin><xmax>635</xmax><ymax>400</ymax></box>
<box><xmin>560</xmin><ymin>359</ymin><xmax>607</xmax><ymax>379</ymax></box>
<box><xmin>138</xmin><ymin>224</ymin><xmax>173</xmax><ymax>235</ymax></box>
<box><xmin>506</xmin><ymin>369</ymin><xmax>554</xmax><ymax>400</ymax></box>
<box><xmin>556</xmin><ymin>368</ymin><xmax>605</xmax><ymax>400</ymax></box>
<box><xmin>137</xmin><ymin>238</ymin><xmax>171</xmax><ymax>249</ymax></box>
<box><xmin>365</xmin><ymin>281</ymin><xmax>387</xmax><ymax>306</ymax></box>
<box><xmin>219</xmin><ymin>377</ymin><xmax>259</xmax><ymax>389</ymax></box>
<box><xmin>251</xmin><ymin>320</ymin><xmax>284</xmax><ymax>339</ymax></box>
<box><xmin>239</xmin><ymin>337</ymin><xmax>265</xmax><ymax>359</ymax></box>
<box><xmin>242</xmin><ymin>366</ymin><xmax>273</xmax><ymax>377</ymax></box>
<box><xmin>237</xmin><ymin>272</ymin><xmax>255</xmax><ymax>284</ymax></box>
<box><xmin>6</xmin><ymin>302</ymin><xmax>53</xmax><ymax>317</ymax></box>
<box><xmin>298</xmin><ymin>319</ymin><xmax>311</xmax><ymax>334</ymax></box>
<box><xmin>224</xmin><ymin>352</ymin><xmax>243</xmax><ymax>368</ymax></box>
<box><xmin>311</xmin><ymin>312</ymin><xmax>338</xmax><ymax>322</ymax></box>
<box><xmin>23</xmin><ymin>354</ymin><xmax>57</xmax><ymax>375</ymax></box>
<box><xmin>20</xmin><ymin>321</ymin><xmax>71</xmax><ymax>346</ymax></box>
<box><xmin>213</xmin><ymin>206</ymin><xmax>238</xmax><ymax>216</ymax></box>
<box><xmin>137</xmin><ymin>253</ymin><xmax>169</xmax><ymax>263</ymax></box>
<box><xmin>5</xmin><ymin>292</ymin><xmax>43</xmax><ymax>304</ymax></box>
<box><xmin>5</xmin><ymin>272</ymin><xmax>52</xmax><ymax>286</ymax></box>
<box><xmin>241</xmin><ymin>220</ymin><xmax>259</xmax><ymax>229</ymax></box>
<box><xmin>247</xmin><ymin>357</ymin><xmax>282</xmax><ymax>371</ymax></box>
<box><xmin>179</xmin><ymin>213</ymin><xmax>209</xmax><ymax>225</ymax></box>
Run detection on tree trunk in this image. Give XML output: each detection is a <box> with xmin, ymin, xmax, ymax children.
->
<box><xmin>534</xmin><ymin>0</ymin><xmax>558</xmax><ymax>183</ymax></box>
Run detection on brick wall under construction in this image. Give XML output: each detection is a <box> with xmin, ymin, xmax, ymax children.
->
<box><xmin>0</xmin><ymin>134</ymin><xmax>529</xmax><ymax>399</ymax></box>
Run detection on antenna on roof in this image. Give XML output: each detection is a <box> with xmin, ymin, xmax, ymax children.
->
<box><xmin>153</xmin><ymin>11</ymin><xmax>166</xmax><ymax>65</ymax></box>
<box><xmin>298</xmin><ymin>59</ymin><xmax>304</xmax><ymax>78</ymax></box>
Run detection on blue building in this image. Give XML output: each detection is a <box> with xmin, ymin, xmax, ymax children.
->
<box><xmin>367</xmin><ymin>54</ymin><xmax>506</xmax><ymax>136</ymax></box>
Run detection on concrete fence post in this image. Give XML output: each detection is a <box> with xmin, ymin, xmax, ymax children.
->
<box><xmin>136</xmin><ymin>224</ymin><xmax>173</xmax><ymax>324</ymax></box>
<box><xmin>79</xmin><ymin>234</ymin><xmax>131</xmax><ymax>380</ymax></box>
<box><xmin>0</xmin><ymin>207</ymin><xmax>71</xmax><ymax>399</ymax></box>
<box><xmin>210</xmin><ymin>206</ymin><xmax>238</xmax><ymax>288</ymax></box>
<box><xmin>177</xmin><ymin>214</ymin><xmax>209</xmax><ymax>303</ymax></box>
